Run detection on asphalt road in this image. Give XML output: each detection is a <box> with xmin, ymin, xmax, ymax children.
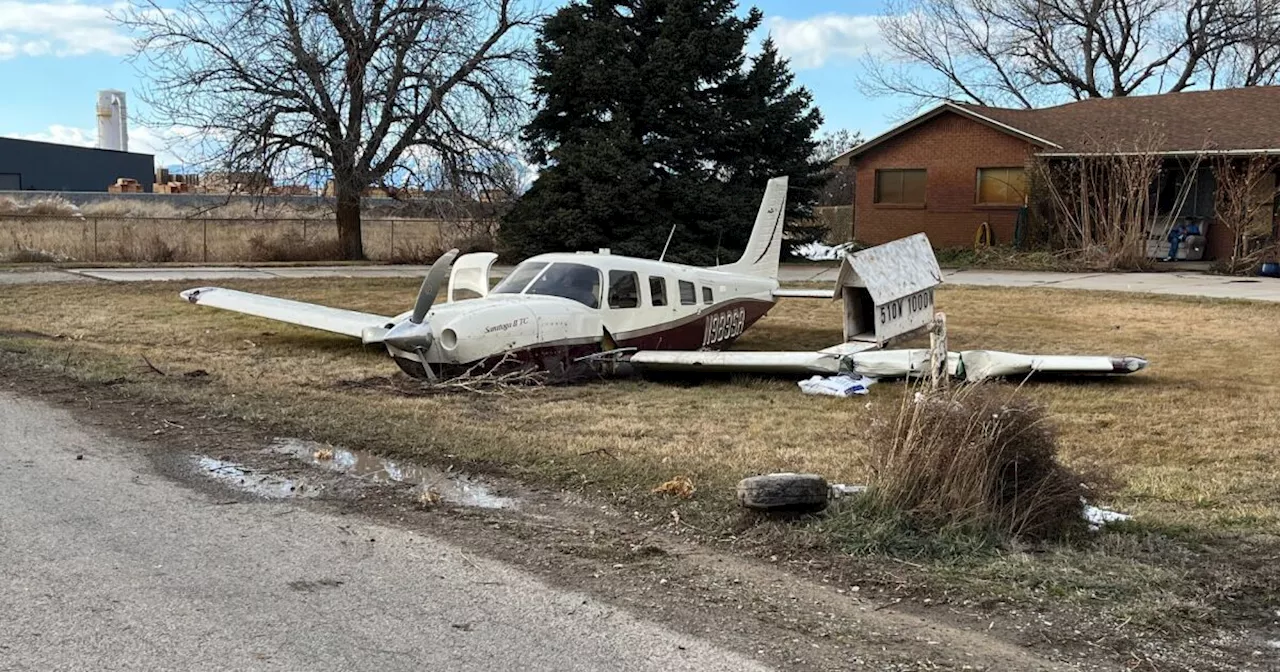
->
<box><xmin>0</xmin><ymin>390</ymin><xmax>772</xmax><ymax>672</ymax></box>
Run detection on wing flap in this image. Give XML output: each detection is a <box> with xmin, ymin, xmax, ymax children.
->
<box><xmin>180</xmin><ymin>287</ymin><xmax>394</xmax><ymax>341</ymax></box>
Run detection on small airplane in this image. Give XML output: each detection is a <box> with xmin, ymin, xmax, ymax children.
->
<box><xmin>180</xmin><ymin>177</ymin><xmax>1147</xmax><ymax>382</ymax></box>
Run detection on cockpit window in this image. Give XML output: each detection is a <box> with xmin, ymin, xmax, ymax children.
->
<box><xmin>491</xmin><ymin>261</ymin><xmax>547</xmax><ymax>295</ymax></box>
<box><xmin>608</xmin><ymin>271</ymin><xmax>640</xmax><ymax>309</ymax></box>
<box><xmin>525</xmin><ymin>262</ymin><xmax>602</xmax><ymax>308</ymax></box>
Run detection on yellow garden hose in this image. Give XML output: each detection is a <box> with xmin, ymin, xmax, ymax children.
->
<box><xmin>974</xmin><ymin>221</ymin><xmax>994</xmax><ymax>249</ymax></box>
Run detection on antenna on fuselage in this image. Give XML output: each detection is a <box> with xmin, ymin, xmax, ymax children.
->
<box><xmin>658</xmin><ymin>223</ymin><xmax>678</xmax><ymax>262</ymax></box>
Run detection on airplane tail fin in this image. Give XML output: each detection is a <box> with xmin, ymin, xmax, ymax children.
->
<box><xmin>714</xmin><ymin>176</ymin><xmax>788</xmax><ymax>280</ymax></box>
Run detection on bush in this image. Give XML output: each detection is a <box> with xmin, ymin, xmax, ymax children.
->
<box><xmin>246</xmin><ymin>230</ymin><xmax>343</xmax><ymax>261</ymax></box>
<box><xmin>21</xmin><ymin>196</ymin><xmax>83</xmax><ymax>218</ymax></box>
<box><xmin>6</xmin><ymin>247</ymin><xmax>61</xmax><ymax>263</ymax></box>
<box><xmin>857</xmin><ymin>384</ymin><xmax>1092</xmax><ymax>548</ymax></box>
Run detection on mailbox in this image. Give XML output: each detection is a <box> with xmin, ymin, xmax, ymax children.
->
<box><xmin>833</xmin><ymin>233</ymin><xmax>942</xmax><ymax>347</ymax></box>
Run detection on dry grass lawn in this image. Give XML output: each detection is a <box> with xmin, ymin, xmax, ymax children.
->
<box><xmin>6</xmin><ymin>278</ymin><xmax>1280</xmax><ymax>662</ymax></box>
<box><xmin>1</xmin><ymin>278</ymin><xmax>1276</xmax><ymax>538</ymax></box>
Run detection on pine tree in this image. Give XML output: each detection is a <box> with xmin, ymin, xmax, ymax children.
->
<box><xmin>500</xmin><ymin>0</ymin><xmax>825</xmax><ymax>265</ymax></box>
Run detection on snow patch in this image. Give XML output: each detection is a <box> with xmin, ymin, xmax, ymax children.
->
<box><xmin>793</xmin><ymin>241</ymin><xmax>856</xmax><ymax>261</ymax></box>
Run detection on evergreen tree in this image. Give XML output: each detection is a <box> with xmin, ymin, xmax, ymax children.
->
<box><xmin>500</xmin><ymin>0</ymin><xmax>825</xmax><ymax>264</ymax></box>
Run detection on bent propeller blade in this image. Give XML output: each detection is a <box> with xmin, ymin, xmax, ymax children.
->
<box><xmin>410</xmin><ymin>248</ymin><xmax>460</xmax><ymax>324</ymax></box>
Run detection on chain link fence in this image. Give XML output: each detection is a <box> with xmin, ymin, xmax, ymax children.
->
<box><xmin>0</xmin><ymin>215</ymin><xmax>496</xmax><ymax>263</ymax></box>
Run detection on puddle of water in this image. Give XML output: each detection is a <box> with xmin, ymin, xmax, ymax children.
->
<box><xmin>269</xmin><ymin>438</ymin><xmax>515</xmax><ymax>509</ymax></box>
<box><xmin>196</xmin><ymin>456</ymin><xmax>314</xmax><ymax>499</ymax></box>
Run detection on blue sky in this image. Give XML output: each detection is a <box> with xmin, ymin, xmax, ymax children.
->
<box><xmin>0</xmin><ymin>0</ymin><xmax>899</xmax><ymax>166</ymax></box>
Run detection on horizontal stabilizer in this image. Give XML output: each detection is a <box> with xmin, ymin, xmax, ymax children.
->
<box><xmin>179</xmin><ymin>287</ymin><xmax>394</xmax><ymax>342</ymax></box>
<box><xmin>771</xmin><ymin>288</ymin><xmax>835</xmax><ymax>299</ymax></box>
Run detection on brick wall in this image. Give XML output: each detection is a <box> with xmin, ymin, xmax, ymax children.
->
<box><xmin>852</xmin><ymin>112</ymin><xmax>1037</xmax><ymax>248</ymax></box>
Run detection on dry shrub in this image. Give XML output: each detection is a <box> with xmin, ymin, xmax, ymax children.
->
<box><xmin>22</xmin><ymin>196</ymin><xmax>83</xmax><ymax>218</ymax></box>
<box><xmin>6</xmin><ymin>247</ymin><xmax>61</xmax><ymax>263</ymax></box>
<box><xmin>862</xmin><ymin>384</ymin><xmax>1090</xmax><ymax>545</ymax></box>
<box><xmin>0</xmin><ymin>195</ymin><xmax>83</xmax><ymax>218</ymax></box>
<box><xmin>246</xmin><ymin>230</ymin><xmax>343</xmax><ymax>261</ymax></box>
<box><xmin>387</xmin><ymin>220</ymin><xmax>497</xmax><ymax>263</ymax></box>
<box><xmin>112</xmin><ymin>226</ymin><xmax>189</xmax><ymax>262</ymax></box>
<box><xmin>80</xmin><ymin>199</ymin><xmax>182</xmax><ymax>219</ymax></box>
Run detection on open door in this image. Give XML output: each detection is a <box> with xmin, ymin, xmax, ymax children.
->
<box><xmin>447</xmin><ymin>252</ymin><xmax>498</xmax><ymax>302</ymax></box>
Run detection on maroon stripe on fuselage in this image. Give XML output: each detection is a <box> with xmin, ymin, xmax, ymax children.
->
<box><xmin>418</xmin><ymin>297</ymin><xmax>778</xmax><ymax>379</ymax></box>
<box><xmin>614</xmin><ymin>298</ymin><xmax>775</xmax><ymax>351</ymax></box>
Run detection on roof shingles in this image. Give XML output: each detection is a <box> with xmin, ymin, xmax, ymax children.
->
<box><xmin>955</xmin><ymin>87</ymin><xmax>1280</xmax><ymax>153</ymax></box>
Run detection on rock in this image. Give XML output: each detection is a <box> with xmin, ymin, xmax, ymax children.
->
<box><xmin>737</xmin><ymin>473</ymin><xmax>830</xmax><ymax>512</ymax></box>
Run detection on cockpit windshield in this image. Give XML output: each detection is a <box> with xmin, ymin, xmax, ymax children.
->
<box><xmin>526</xmin><ymin>263</ymin><xmax>601</xmax><ymax>308</ymax></box>
<box><xmin>491</xmin><ymin>261</ymin><xmax>547</xmax><ymax>294</ymax></box>
<box><xmin>490</xmin><ymin>261</ymin><xmax>602</xmax><ymax>309</ymax></box>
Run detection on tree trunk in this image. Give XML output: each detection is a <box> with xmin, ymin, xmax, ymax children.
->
<box><xmin>335</xmin><ymin>184</ymin><xmax>364</xmax><ymax>261</ymax></box>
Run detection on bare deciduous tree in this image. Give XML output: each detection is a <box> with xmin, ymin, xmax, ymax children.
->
<box><xmin>119</xmin><ymin>0</ymin><xmax>535</xmax><ymax>259</ymax></box>
<box><xmin>1213</xmin><ymin>155</ymin><xmax>1279</xmax><ymax>271</ymax></box>
<box><xmin>864</xmin><ymin>0</ymin><xmax>1280</xmax><ymax>111</ymax></box>
<box><xmin>1030</xmin><ymin>130</ymin><xmax>1203</xmax><ymax>269</ymax></box>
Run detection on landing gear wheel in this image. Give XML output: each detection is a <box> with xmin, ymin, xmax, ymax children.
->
<box><xmin>392</xmin><ymin>356</ymin><xmax>430</xmax><ymax>379</ymax></box>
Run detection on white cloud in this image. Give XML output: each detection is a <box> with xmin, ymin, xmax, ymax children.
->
<box><xmin>0</xmin><ymin>0</ymin><xmax>132</xmax><ymax>60</ymax></box>
<box><xmin>12</xmin><ymin>124</ymin><xmax>195</xmax><ymax>167</ymax></box>
<box><xmin>765</xmin><ymin>14</ymin><xmax>883</xmax><ymax>69</ymax></box>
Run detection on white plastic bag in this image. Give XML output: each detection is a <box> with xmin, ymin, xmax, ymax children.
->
<box><xmin>797</xmin><ymin>374</ymin><xmax>876</xmax><ymax>397</ymax></box>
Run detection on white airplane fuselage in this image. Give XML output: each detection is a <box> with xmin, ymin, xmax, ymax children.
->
<box><xmin>385</xmin><ymin>251</ymin><xmax>779</xmax><ymax>377</ymax></box>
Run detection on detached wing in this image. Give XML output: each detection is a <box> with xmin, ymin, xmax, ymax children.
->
<box><xmin>180</xmin><ymin>287</ymin><xmax>395</xmax><ymax>344</ymax></box>
<box><xmin>625</xmin><ymin>347</ymin><xmax>1147</xmax><ymax>380</ymax></box>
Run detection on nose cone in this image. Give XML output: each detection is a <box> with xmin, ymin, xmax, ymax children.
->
<box><xmin>383</xmin><ymin>320</ymin><xmax>434</xmax><ymax>353</ymax></box>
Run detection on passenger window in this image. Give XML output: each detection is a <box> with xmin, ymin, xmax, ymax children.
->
<box><xmin>649</xmin><ymin>277</ymin><xmax>667</xmax><ymax>307</ymax></box>
<box><xmin>702</xmin><ymin>286</ymin><xmax>714</xmax><ymax>304</ymax></box>
<box><xmin>678</xmin><ymin>280</ymin><xmax>697</xmax><ymax>306</ymax></box>
<box><xmin>608</xmin><ymin>271</ymin><xmax>639</xmax><ymax>309</ymax></box>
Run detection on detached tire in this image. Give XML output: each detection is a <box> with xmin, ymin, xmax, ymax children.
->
<box><xmin>737</xmin><ymin>473</ymin><xmax>830</xmax><ymax>512</ymax></box>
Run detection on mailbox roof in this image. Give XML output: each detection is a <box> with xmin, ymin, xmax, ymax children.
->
<box><xmin>835</xmin><ymin>233</ymin><xmax>942</xmax><ymax>305</ymax></box>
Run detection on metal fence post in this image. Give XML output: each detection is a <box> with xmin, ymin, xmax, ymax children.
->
<box><xmin>202</xmin><ymin>219</ymin><xmax>208</xmax><ymax>263</ymax></box>
<box><xmin>389</xmin><ymin>218</ymin><xmax>395</xmax><ymax>259</ymax></box>
<box><xmin>93</xmin><ymin>218</ymin><xmax>99</xmax><ymax>262</ymax></box>
<box><xmin>302</xmin><ymin>218</ymin><xmax>307</xmax><ymax>242</ymax></box>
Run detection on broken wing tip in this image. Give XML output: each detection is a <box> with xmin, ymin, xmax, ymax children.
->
<box><xmin>179</xmin><ymin>286</ymin><xmax>221</xmax><ymax>303</ymax></box>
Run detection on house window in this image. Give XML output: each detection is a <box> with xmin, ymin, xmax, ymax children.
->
<box><xmin>874</xmin><ymin>169</ymin><xmax>926</xmax><ymax>204</ymax></box>
<box><xmin>678</xmin><ymin>280</ymin><xmax>697</xmax><ymax>305</ymax></box>
<box><xmin>649</xmin><ymin>276</ymin><xmax>667</xmax><ymax>307</ymax></box>
<box><xmin>702</xmin><ymin>286</ymin><xmax>714</xmax><ymax>304</ymax></box>
<box><xmin>608</xmin><ymin>271</ymin><xmax>639</xmax><ymax>309</ymax></box>
<box><xmin>976</xmin><ymin>167</ymin><xmax>1028</xmax><ymax>205</ymax></box>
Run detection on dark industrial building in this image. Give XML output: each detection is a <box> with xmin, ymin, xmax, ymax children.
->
<box><xmin>0</xmin><ymin>137</ymin><xmax>155</xmax><ymax>193</ymax></box>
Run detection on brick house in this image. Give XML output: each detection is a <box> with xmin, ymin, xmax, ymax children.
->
<box><xmin>833</xmin><ymin>87</ymin><xmax>1280</xmax><ymax>259</ymax></box>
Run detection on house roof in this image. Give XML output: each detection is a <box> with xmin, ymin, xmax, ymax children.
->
<box><xmin>836</xmin><ymin>86</ymin><xmax>1280</xmax><ymax>162</ymax></box>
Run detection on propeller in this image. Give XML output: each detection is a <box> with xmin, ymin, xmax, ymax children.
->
<box><xmin>382</xmin><ymin>248</ymin><xmax>460</xmax><ymax>354</ymax></box>
<box><xmin>410</xmin><ymin>248</ymin><xmax>460</xmax><ymax>324</ymax></box>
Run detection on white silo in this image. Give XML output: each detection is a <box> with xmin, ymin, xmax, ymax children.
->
<box><xmin>96</xmin><ymin>90</ymin><xmax>129</xmax><ymax>152</ymax></box>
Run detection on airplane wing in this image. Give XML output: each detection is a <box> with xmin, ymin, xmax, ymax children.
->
<box><xmin>180</xmin><ymin>287</ymin><xmax>395</xmax><ymax>344</ymax></box>
<box><xmin>772</xmin><ymin>288</ymin><xmax>834</xmax><ymax>299</ymax></box>
<box><xmin>625</xmin><ymin>347</ymin><xmax>1147</xmax><ymax>382</ymax></box>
